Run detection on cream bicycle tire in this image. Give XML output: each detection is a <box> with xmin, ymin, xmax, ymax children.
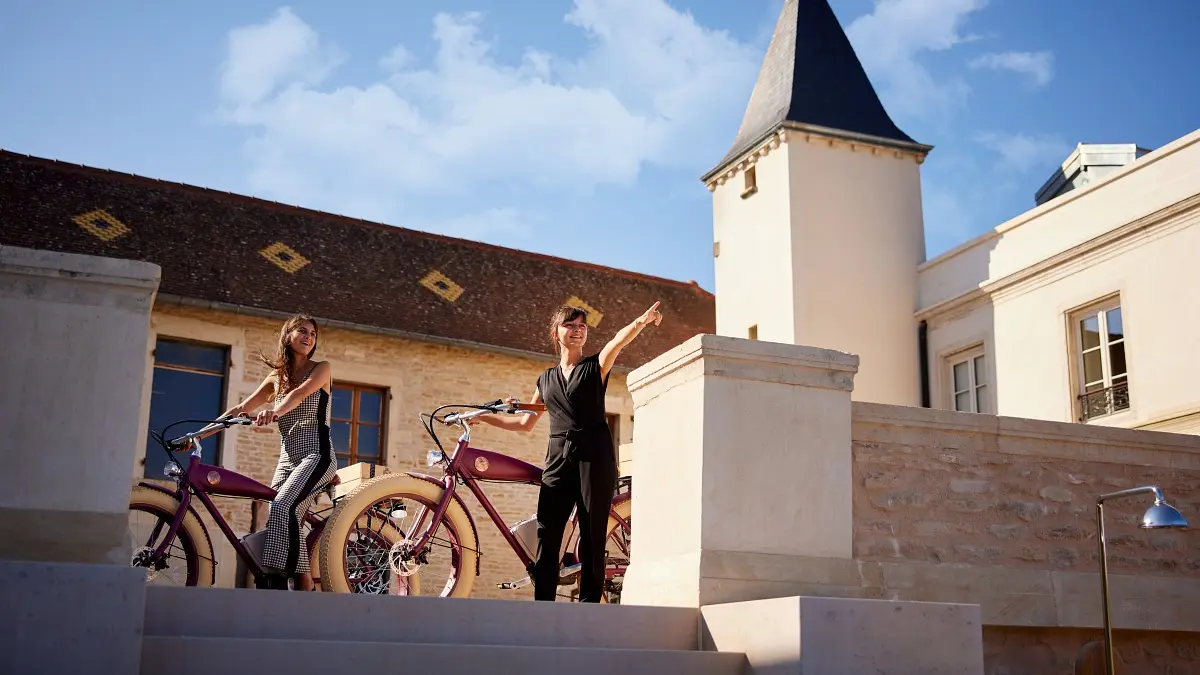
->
<box><xmin>317</xmin><ymin>474</ymin><xmax>478</xmax><ymax>597</ymax></box>
<box><xmin>128</xmin><ymin>486</ymin><xmax>216</xmax><ymax>587</ymax></box>
<box><xmin>567</xmin><ymin>496</ymin><xmax>632</xmax><ymax>603</ymax></box>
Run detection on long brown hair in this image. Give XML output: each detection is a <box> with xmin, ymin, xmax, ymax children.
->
<box><xmin>548</xmin><ymin>305</ymin><xmax>588</xmax><ymax>355</ymax></box>
<box><xmin>259</xmin><ymin>313</ymin><xmax>319</xmax><ymax>397</ymax></box>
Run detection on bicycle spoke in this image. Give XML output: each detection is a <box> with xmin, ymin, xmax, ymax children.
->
<box><xmin>331</xmin><ymin>491</ymin><xmax>465</xmax><ymax>597</ymax></box>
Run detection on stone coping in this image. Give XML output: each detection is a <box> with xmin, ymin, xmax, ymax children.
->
<box><xmin>1</xmin><ymin>244</ymin><xmax>160</xmax><ymax>289</ymax></box>
<box><xmin>853</xmin><ymin>401</ymin><xmax>1200</xmax><ymax>469</ymax></box>
<box><xmin>628</xmin><ymin>334</ymin><xmax>860</xmax><ymax>394</ymax></box>
<box><xmin>696</xmin><ymin>550</ymin><xmax>1200</xmax><ymax>633</ymax></box>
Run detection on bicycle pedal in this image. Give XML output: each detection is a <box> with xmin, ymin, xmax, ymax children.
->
<box><xmin>498</xmin><ymin>576</ymin><xmax>532</xmax><ymax>590</ymax></box>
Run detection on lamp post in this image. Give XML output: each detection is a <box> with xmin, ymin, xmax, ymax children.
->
<box><xmin>1095</xmin><ymin>486</ymin><xmax>1188</xmax><ymax>675</ymax></box>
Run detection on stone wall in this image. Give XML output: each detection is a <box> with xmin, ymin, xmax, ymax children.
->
<box><xmin>852</xmin><ymin>402</ymin><xmax>1200</xmax><ymax>673</ymax></box>
<box><xmin>135</xmin><ymin>302</ymin><xmax>635</xmax><ymax>599</ymax></box>
<box><xmin>853</xmin><ymin>406</ymin><xmax>1199</xmax><ymax>576</ymax></box>
<box><xmin>984</xmin><ymin>626</ymin><xmax>1200</xmax><ymax>675</ymax></box>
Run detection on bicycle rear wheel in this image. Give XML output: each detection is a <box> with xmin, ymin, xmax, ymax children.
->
<box><xmin>318</xmin><ymin>475</ymin><xmax>477</xmax><ymax>598</ymax></box>
<box><xmin>566</xmin><ymin>497</ymin><xmax>631</xmax><ymax>603</ymax></box>
<box><xmin>128</xmin><ymin>486</ymin><xmax>215</xmax><ymax>587</ymax></box>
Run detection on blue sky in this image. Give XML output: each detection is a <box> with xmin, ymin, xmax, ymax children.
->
<box><xmin>2</xmin><ymin>0</ymin><xmax>1197</xmax><ymax>292</ymax></box>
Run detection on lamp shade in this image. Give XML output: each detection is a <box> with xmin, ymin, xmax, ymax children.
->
<box><xmin>1141</xmin><ymin>502</ymin><xmax>1189</xmax><ymax>529</ymax></box>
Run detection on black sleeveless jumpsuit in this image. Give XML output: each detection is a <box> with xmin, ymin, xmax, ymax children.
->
<box><xmin>534</xmin><ymin>353</ymin><xmax>617</xmax><ymax>602</ymax></box>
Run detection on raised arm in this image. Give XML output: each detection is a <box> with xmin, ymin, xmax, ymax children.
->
<box><xmin>255</xmin><ymin>362</ymin><xmax>332</xmax><ymax>426</ymax></box>
<box><xmin>599</xmin><ymin>301</ymin><xmax>663</xmax><ymax>379</ymax></box>
<box><xmin>476</xmin><ymin>387</ymin><xmax>543</xmax><ymax>433</ymax></box>
<box><xmin>223</xmin><ymin>374</ymin><xmax>276</xmax><ymax>419</ymax></box>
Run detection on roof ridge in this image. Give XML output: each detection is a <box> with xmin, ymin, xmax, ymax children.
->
<box><xmin>0</xmin><ymin>148</ymin><xmax>714</xmax><ymax>298</ymax></box>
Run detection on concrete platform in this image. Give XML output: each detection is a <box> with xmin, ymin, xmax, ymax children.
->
<box><xmin>144</xmin><ymin>585</ymin><xmax>701</xmax><ymax>650</ymax></box>
<box><xmin>701</xmin><ymin>595</ymin><xmax>984</xmax><ymax>675</ymax></box>
<box><xmin>142</xmin><ymin>637</ymin><xmax>747</xmax><ymax>675</ymax></box>
<box><xmin>0</xmin><ymin>559</ymin><xmax>147</xmax><ymax>675</ymax></box>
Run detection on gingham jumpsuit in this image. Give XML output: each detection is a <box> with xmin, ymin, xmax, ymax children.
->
<box><xmin>263</xmin><ymin>369</ymin><xmax>337</xmax><ymax>575</ymax></box>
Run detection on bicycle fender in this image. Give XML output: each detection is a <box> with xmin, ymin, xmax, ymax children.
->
<box><xmin>404</xmin><ymin>471</ymin><xmax>483</xmax><ymax>576</ymax></box>
<box><xmin>136</xmin><ymin>481</ymin><xmax>215</xmax><ymax>551</ymax></box>
<box><xmin>564</xmin><ymin>488</ymin><xmax>631</xmax><ymax>557</ymax></box>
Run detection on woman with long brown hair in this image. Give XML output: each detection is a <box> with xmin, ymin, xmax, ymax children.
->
<box><xmin>222</xmin><ymin>313</ymin><xmax>337</xmax><ymax>590</ymax></box>
<box><xmin>478</xmin><ymin>301</ymin><xmax>662</xmax><ymax>602</ymax></box>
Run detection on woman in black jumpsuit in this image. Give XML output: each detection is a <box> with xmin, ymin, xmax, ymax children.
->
<box><xmin>479</xmin><ymin>301</ymin><xmax>663</xmax><ymax>602</ymax></box>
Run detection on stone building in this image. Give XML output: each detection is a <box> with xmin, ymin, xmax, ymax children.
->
<box><xmin>3</xmin><ymin>0</ymin><xmax>1198</xmax><ymax>608</ymax></box>
<box><xmin>0</xmin><ymin>149</ymin><xmax>715</xmax><ymax>593</ymax></box>
<box><xmin>706</xmin><ymin>0</ymin><xmax>1200</xmax><ymax>433</ymax></box>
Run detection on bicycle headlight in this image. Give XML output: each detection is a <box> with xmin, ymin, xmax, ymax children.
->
<box><xmin>426</xmin><ymin>449</ymin><xmax>445</xmax><ymax>466</ymax></box>
<box><xmin>163</xmin><ymin>462</ymin><xmax>184</xmax><ymax>478</ymax></box>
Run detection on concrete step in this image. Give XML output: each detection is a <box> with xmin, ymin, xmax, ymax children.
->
<box><xmin>141</xmin><ymin>636</ymin><xmax>748</xmax><ymax>675</ymax></box>
<box><xmin>145</xmin><ymin>586</ymin><xmax>701</xmax><ymax>651</ymax></box>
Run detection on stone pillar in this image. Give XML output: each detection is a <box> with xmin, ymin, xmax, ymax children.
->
<box><xmin>620</xmin><ymin>334</ymin><xmax>859</xmax><ymax>607</ymax></box>
<box><xmin>0</xmin><ymin>245</ymin><xmax>159</xmax><ymax>675</ymax></box>
<box><xmin>0</xmin><ymin>245</ymin><xmax>159</xmax><ymax>564</ymax></box>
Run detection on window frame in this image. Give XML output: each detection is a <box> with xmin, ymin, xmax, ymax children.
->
<box><xmin>606</xmin><ymin>412</ymin><xmax>621</xmax><ymax>452</ymax></box>
<box><xmin>330</xmin><ymin>381</ymin><xmax>389</xmax><ymax>468</ymax></box>
<box><xmin>1069</xmin><ymin>296</ymin><xmax>1130</xmax><ymax>422</ymax></box>
<box><xmin>145</xmin><ymin>336</ymin><xmax>230</xmax><ymax>475</ymax></box>
<box><xmin>946</xmin><ymin>345</ymin><xmax>988</xmax><ymax>414</ymax></box>
<box><xmin>740</xmin><ymin>165</ymin><xmax>758</xmax><ymax>199</ymax></box>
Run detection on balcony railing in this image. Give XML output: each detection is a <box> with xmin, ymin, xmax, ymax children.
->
<box><xmin>1078</xmin><ymin>380</ymin><xmax>1130</xmax><ymax>422</ymax></box>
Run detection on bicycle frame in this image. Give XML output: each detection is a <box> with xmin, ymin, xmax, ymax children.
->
<box><xmin>408</xmin><ymin>405</ymin><xmax>632</xmax><ymax>577</ymax></box>
<box><xmin>140</xmin><ymin>419</ymin><xmax>328</xmax><ymax>581</ymax></box>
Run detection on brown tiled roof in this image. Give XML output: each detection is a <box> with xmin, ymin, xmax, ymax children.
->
<box><xmin>0</xmin><ymin>149</ymin><xmax>714</xmax><ymax>369</ymax></box>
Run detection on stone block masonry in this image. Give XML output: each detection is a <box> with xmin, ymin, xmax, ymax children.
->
<box><xmin>984</xmin><ymin>626</ymin><xmax>1200</xmax><ymax>675</ymax></box>
<box><xmin>852</xmin><ymin>403</ymin><xmax>1199</xmax><ymax>578</ymax></box>
<box><xmin>852</xmin><ymin>402</ymin><xmax>1200</xmax><ymax>673</ymax></box>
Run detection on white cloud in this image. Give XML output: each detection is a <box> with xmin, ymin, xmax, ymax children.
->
<box><xmin>845</xmin><ymin>0</ymin><xmax>990</xmax><ymax>120</ymax></box>
<box><xmin>218</xmin><ymin>7</ymin><xmax>344</xmax><ymax>106</ymax></box>
<box><xmin>975</xmin><ymin>131</ymin><xmax>1072</xmax><ymax>173</ymax></box>
<box><xmin>379</xmin><ymin>45</ymin><xmax>413</xmax><ymax>72</ymax></box>
<box><xmin>969</xmin><ymin>51</ymin><xmax>1054</xmax><ymax>87</ymax></box>
<box><xmin>215</xmin><ymin>2</ymin><xmax>760</xmax><ymax>226</ymax></box>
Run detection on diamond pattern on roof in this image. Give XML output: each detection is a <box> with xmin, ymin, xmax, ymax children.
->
<box><xmin>1</xmin><ymin>148</ymin><xmax>716</xmax><ymax>369</ymax></box>
<box><xmin>565</xmin><ymin>296</ymin><xmax>603</xmax><ymax>328</ymax></box>
<box><xmin>420</xmin><ymin>270</ymin><xmax>465</xmax><ymax>302</ymax></box>
<box><xmin>259</xmin><ymin>241</ymin><xmax>310</xmax><ymax>274</ymax></box>
<box><xmin>72</xmin><ymin>209</ymin><xmax>130</xmax><ymax>242</ymax></box>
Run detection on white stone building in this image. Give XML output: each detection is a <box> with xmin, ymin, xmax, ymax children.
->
<box><xmin>704</xmin><ymin>0</ymin><xmax>1200</xmax><ymax>434</ymax></box>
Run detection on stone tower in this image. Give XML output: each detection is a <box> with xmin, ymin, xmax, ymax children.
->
<box><xmin>702</xmin><ymin>0</ymin><xmax>931</xmax><ymax>406</ymax></box>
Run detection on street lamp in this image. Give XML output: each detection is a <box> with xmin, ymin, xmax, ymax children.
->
<box><xmin>1096</xmin><ymin>486</ymin><xmax>1188</xmax><ymax>675</ymax></box>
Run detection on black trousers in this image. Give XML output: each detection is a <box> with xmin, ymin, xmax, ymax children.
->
<box><xmin>533</xmin><ymin>448</ymin><xmax>617</xmax><ymax>602</ymax></box>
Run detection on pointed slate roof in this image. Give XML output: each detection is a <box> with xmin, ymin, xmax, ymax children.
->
<box><xmin>703</xmin><ymin>0</ymin><xmax>929</xmax><ymax>181</ymax></box>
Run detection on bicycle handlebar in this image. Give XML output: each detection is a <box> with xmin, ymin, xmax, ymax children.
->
<box><xmin>167</xmin><ymin>415</ymin><xmax>254</xmax><ymax>448</ymax></box>
<box><xmin>441</xmin><ymin>400</ymin><xmax>544</xmax><ymax>426</ymax></box>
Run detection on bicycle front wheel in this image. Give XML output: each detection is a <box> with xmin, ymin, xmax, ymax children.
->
<box><xmin>317</xmin><ymin>474</ymin><xmax>477</xmax><ymax>598</ymax></box>
<box><xmin>128</xmin><ymin>486</ymin><xmax>215</xmax><ymax>587</ymax></box>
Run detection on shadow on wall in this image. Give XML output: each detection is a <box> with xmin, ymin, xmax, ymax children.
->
<box><xmin>1074</xmin><ymin>640</ymin><xmax>1104</xmax><ymax>675</ymax></box>
<box><xmin>920</xmin><ymin>234</ymin><xmax>1000</xmax><ymax>418</ymax></box>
